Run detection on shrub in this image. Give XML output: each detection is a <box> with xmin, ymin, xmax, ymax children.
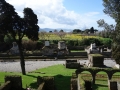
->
<box><xmin>100</xmin><ymin>38</ymin><xmax>112</xmax><ymax>47</ymax></box>
<box><xmin>4</xmin><ymin>35</ymin><xmax>14</xmax><ymax>44</ymax></box>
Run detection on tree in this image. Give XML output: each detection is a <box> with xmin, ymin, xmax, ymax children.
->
<box><xmin>0</xmin><ymin>0</ymin><xmax>39</xmax><ymax>74</ymax></box>
<box><xmin>89</xmin><ymin>27</ymin><xmax>94</xmax><ymax>33</ymax></box>
<box><xmin>103</xmin><ymin>0</ymin><xmax>120</xmax><ymax>64</ymax></box>
<box><xmin>72</xmin><ymin>29</ymin><xmax>81</xmax><ymax>34</ymax></box>
<box><xmin>97</xmin><ymin>19</ymin><xmax>115</xmax><ymax>38</ymax></box>
<box><xmin>55</xmin><ymin>30</ymin><xmax>66</xmax><ymax>40</ymax></box>
<box><xmin>39</xmin><ymin>31</ymin><xmax>46</xmax><ymax>40</ymax></box>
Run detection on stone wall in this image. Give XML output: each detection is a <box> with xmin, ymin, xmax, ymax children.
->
<box><xmin>37</xmin><ymin>82</ymin><xmax>45</xmax><ymax>90</ymax></box>
<box><xmin>5</xmin><ymin>75</ymin><xmax>22</xmax><ymax>90</ymax></box>
<box><xmin>71</xmin><ymin>73</ymin><xmax>77</xmax><ymax>90</ymax></box>
<box><xmin>77</xmin><ymin>74</ymin><xmax>85</xmax><ymax>90</ymax></box>
<box><xmin>0</xmin><ymin>81</ymin><xmax>11</xmax><ymax>90</ymax></box>
<box><xmin>88</xmin><ymin>54</ymin><xmax>104</xmax><ymax>67</ymax></box>
<box><xmin>68</xmin><ymin>46</ymin><xmax>85</xmax><ymax>50</ymax></box>
<box><xmin>69</xmin><ymin>52</ymin><xmax>87</xmax><ymax>56</ymax></box>
<box><xmin>65</xmin><ymin>60</ymin><xmax>80</xmax><ymax>69</ymax></box>
<box><xmin>37</xmin><ymin>76</ymin><xmax>55</xmax><ymax>90</ymax></box>
<box><xmin>117</xmin><ymin>81</ymin><xmax>120</xmax><ymax>90</ymax></box>
<box><xmin>108</xmin><ymin>80</ymin><xmax>118</xmax><ymax>90</ymax></box>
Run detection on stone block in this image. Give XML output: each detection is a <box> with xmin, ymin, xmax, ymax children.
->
<box><xmin>88</xmin><ymin>54</ymin><xmax>104</xmax><ymax>67</ymax></box>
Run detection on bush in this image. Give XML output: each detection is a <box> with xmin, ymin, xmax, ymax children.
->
<box><xmin>80</xmin><ymin>38</ymin><xmax>102</xmax><ymax>46</ymax></box>
<box><xmin>100</xmin><ymin>38</ymin><xmax>112</xmax><ymax>47</ymax></box>
<box><xmin>22</xmin><ymin>40</ymin><xmax>37</xmax><ymax>51</ymax></box>
<box><xmin>4</xmin><ymin>35</ymin><xmax>14</xmax><ymax>44</ymax></box>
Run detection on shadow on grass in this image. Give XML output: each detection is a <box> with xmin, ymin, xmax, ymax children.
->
<box><xmin>25</xmin><ymin>74</ymin><xmax>38</xmax><ymax>78</ymax></box>
<box><xmin>92</xmin><ymin>83</ymin><xmax>108</xmax><ymax>90</ymax></box>
<box><xmin>54</xmin><ymin>74</ymin><xmax>71</xmax><ymax>90</ymax></box>
<box><xmin>28</xmin><ymin>82</ymin><xmax>38</xmax><ymax>89</ymax></box>
<box><xmin>24</xmin><ymin>74</ymin><xmax>72</xmax><ymax>90</ymax></box>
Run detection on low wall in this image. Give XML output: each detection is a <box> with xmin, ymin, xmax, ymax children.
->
<box><xmin>5</xmin><ymin>75</ymin><xmax>22</xmax><ymax>90</ymax></box>
<box><xmin>71</xmin><ymin>73</ymin><xmax>77</xmax><ymax>90</ymax></box>
<box><xmin>77</xmin><ymin>74</ymin><xmax>85</xmax><ymax>90</ymax></box>
<box><xmin>0</xmin><ymin>81</ymin><xmax>11</xmax><ymax>90</ymax></box>
<box><xmin>101</xmin><ymin>52</ymin><xmax>111</xmax><ymax>57</ymax></box>
<box><xmin>65</xmin><ymin>60</ymin><xmax>80</xmax><ymax>69</ymax></box>
<box><xmin>117</xmin><ymin>81</ymin><xmax>120</xmax><ymax>90</ymax></box>
<box><xmin>108</xmin><ymin>80</ymin><xmax>118</xmax><ymax>90</ymax></box>
<box><xmin>68</xmin><ymin>46</ymin><xmax>85</xmax><ymax>50</ymax></box>
<box><xmin>69</xmin><ymin>52</ymin><xmax>87</xmax><ymax>56</ymax></box>
<box><xmin>37</xmin><ymin>76</ymin><xmax>55</xmax><ymax>90</ymax></box>
<box><xmin>37</xmin><ymin>82</ymin><xmax>45</xmax><ymax>90</ymax></box>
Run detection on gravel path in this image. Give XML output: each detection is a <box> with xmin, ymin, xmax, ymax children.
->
<box><xmin>0</xmin><ymin>59</ymin><xmax>116</xmax><ymax>72</ymax></box>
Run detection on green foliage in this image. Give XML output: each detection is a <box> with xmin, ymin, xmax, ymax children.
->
<box><xmin>102</xmin><ymin>0</ymin><xmax>120</xmax><ymax>64</ymax></box>
<box><xmin>50</xmin><ymin>40</ymin><xmax>58</xmax><ymax>44</ymax></box>
<box><xmin>23</xmin><ymin>8</ymin><xmax>39</xmax><ymax>41</ymax></box>
<box><xmin>4</xmin><ymin>35</ymin><xmax>14</xmax><ymax>44</ymax></box>
<box><xmin>100</xmin><ymin>38</ymin><xmax>112</xmax><ymax>46</ymax></box>
<box><xmin>81</xmin><ymin>38</ymin><xmax>102</xmax><ymax>46</ymax></box>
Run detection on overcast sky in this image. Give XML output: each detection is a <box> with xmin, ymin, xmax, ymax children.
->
<box><xmin>6</xmin><ymin>0</ymin><xmax>116</xmax><ymax>30</ymax></box>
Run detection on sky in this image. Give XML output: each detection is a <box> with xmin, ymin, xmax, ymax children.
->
<box><xmin>6</xmin><ymin>0</ymin><xmax>116</xmax><ymax>31</ymax></box>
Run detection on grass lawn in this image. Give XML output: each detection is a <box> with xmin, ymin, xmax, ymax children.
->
<box><xmin>0</xmin><ymin>65</ymin><xmax>120</xmax><ymax>90</ymax></box>
<box><xmin>70</xmin><ymin>50</ymin><xmax>85</xmax><ymax>52</ymax></box>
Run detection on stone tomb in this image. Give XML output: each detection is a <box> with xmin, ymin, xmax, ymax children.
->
<box><xmin>10</xmin><ymin>42</ymin><xmax>19</xmax><ymax>54</ymax></box>
<box><xmin>88</xmin><ymin>54</ymin><xmax>104</xmax><ymax>67</ymax></box>
<box><xmin>65</xmin><ymin>59</ymin><xmax>80</xmax><ymax>69</ymax></box>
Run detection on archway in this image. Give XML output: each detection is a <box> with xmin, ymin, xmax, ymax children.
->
<box><xmin>93</xmin><ymin>71</ymin><xmax>108</xmax><ymax>90</ymax></box>
<box><xmin>80</xmin><ymin>71</ymin><xmax>92</xmax><ymax>81</ymax></box>
<box><xmin>111</xmin><ymin>72</ymin><xmax>120</xmax><ymax>81</ymax></box>
<box><xmin>80</xmin><ymin>71</ymin><xmax>92</xmax><ymax>90</ymax></box>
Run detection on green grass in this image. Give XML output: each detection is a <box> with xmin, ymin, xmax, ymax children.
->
<box><xmin>0</xmin><ymin>65</ymin><xmax>120</xmax><ymax>90</ymax></box>
<box><xmin>80</xmin><ymin>72</ymin><xmax>120</xmax><ymax>90</ymax></box>
<box><xmin>70</xmin><ymin>50</ymin><xmax>85</xmax><ymax>52</ymax></box>
<box><xmin>0</xmin><ymin>64</ymin><xmax>76</xmax><ymax>90</ymax></box>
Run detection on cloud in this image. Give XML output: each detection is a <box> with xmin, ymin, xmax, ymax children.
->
<box><xmin>6</xmin><ymin>0</ymin><xmax>116</xmax><ymax>30</ymax></box>
<box><xmin>85</xmin><ymin>12</ymin><xmax>100</xmax><ymax>17</ymax></box>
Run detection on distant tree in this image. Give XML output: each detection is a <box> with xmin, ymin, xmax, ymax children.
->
<box><xmin>103</xmin><ymin>0</ymin><xmax>120</xmax><ymax>64</ymax></box>
<box><xmin>0</xmin><ymin>0</ymin><xmax>39</xmax><ymax>74</ymax></box>
<box><xmin>89</xmin><ymin>27</ymin><xmax>95</xmax><ymax>33</ymax></box>
<box><xmin>72</xmin><ymin>29</ymin><xmax>81</xmax><ymax>34</ymax></box>
<box><xmin>83</xmin><ymin>29</ymin><xmax>89</xmax><ymax>34</ymax></box>
<box><xmin>39</xmin><ymin>31</ymin><xmax>46</xmax><ymax>40</ymax></box>
<box><xmin>55</xmin><ymin>30</ymin><xmax>66</xmax><ymax>40</ymax></box>
<box><xmin>45</xmin><ymin>32</ymin><xmax>51</xmax><ymax>40</ymax></box>
<box><xmin>54</xmin><ymin>29</ymin><xmax>58</xmax><ymax>33</ymax></box>
<box><xmin>49</xmin><ymin>31</ymin><xmax>52</xmax><ymax>33</ymax></box>
<box><xmin>59</xmin><ymin>29</ymin><xmax>64</xmax><ymax>32</ymax></box>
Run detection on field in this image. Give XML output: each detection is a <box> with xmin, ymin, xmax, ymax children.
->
<box><xmin>23</xmin><ymin>33</ymin><xmax>101</xmax><ymax>40</ymax></box>
<box><xmin>0</xmin><ymin>64</ymin><xmax>120</xmax><ymax>90</ymax></box>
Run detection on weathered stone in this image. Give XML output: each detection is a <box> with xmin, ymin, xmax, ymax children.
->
<box><xmin>65</xmin><ymin>60</ymin><xmax>80</xmax><ymax>69</ymax></box>
<box><xmin>88</xmin><ymin>54</ymin><xmax>104</xmax><ymax>67</ymax></box>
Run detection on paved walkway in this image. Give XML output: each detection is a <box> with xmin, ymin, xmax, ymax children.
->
<box><xmin>0</xmin><ymin>59</ymin><xmax>116</xmax><ymax>72</ymax></box>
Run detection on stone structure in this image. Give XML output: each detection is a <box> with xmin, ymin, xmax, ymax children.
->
<box><xmin>42</xmin><ymin>41</ymin><xmax>69</xmax><ymax>56</ymax></box>
<box><xmin>0</xmin><ymin>75</ymin><xmax>23</xmax><ymax>90</ymax></box>
<box><xmin>76</xmin><ymin>67</ymin><xmax>120</xmax><ymax>84</ymax></box>
<box><xmin>88</xmin><ymin>54</ymin><xmax>104</xmax><ymax>67</ymax></box>
<box><xmin>85</xmin><ymin>43</ymin><xmax>99</xmax><ymax>54</ymax></box>
<box><xmin>45</xmin><ymin>41</ymin><xmax>50</xmax><ymax>46</ymax></box>
<box><xmin>65</xmin><ymin>59</ymin><xmax>80</xmax><ymax>69</ymax></box>
<box><xmin>10</xmin><ymin>42</ymin><xmax>19</xmax><ymax>54</ymax></box>
<box><xmin>108</xmin><ymin>80</ymin><xmax>118</xmax><ymax>90</ymax></box>
<box><xmin>58</xmin><ymin>41</ymin><xmax>66</xmax><ymax>49</ymax></box>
